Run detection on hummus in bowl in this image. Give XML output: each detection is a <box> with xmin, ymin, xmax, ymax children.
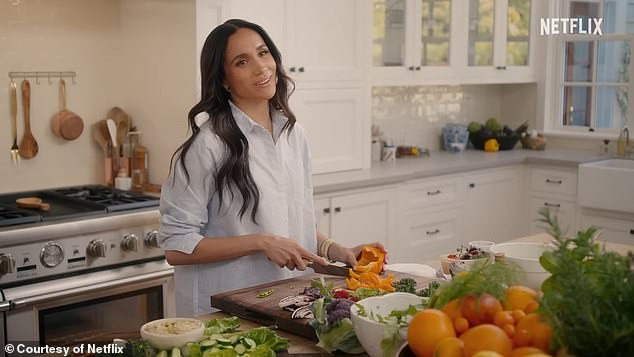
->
<box><xmin>140</xmin><ymin>318</ymin><xmax>205</xmax><ymax>350</ymax></box>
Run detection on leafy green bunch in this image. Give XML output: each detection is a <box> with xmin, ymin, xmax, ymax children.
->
<box><xmin>538</xmin><ymin>208</ymin><xmax>634</xmax><ymax>357</ymax></box>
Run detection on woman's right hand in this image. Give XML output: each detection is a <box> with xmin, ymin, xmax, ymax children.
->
<box><xmin>260</xmin><ymin>235</ymin><xmax>329</xmax><ymax>271</ymax></box>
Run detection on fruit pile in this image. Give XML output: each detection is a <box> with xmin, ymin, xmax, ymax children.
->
<box><xmin>407</xmin><ymin>284</ymin><xmax>553</xmax><ymax>357</ymax></box>
<box><xmin>467</xmin><ymin>119</ymin><xmax>526</xmax><ymax>152</ymax></box>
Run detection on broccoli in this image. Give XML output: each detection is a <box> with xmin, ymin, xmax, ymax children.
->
<box><xmin>418</xmin><ymin>281</ymin><xmax>440</xmax><ymax>297</ymax></box>
<box><xmin>392</xmin><ymin>278</ymin><xmax>417</xmax><ymax>294</ymax></box>
<box><xmin>325</xmin><ymin>298</ymin><xmax>354</xmax><ymax>325</ymax></box>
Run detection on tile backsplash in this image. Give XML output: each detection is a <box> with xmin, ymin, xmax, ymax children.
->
<box><xmin>372</xmin><ymin>84</ymin><xmax>536</xmax><ymax>151</ymax></box>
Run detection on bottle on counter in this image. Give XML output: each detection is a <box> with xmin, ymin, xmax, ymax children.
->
<box><xmin>129</xmin><ymin>131</ymin><xmax>149</xmax><ymax>192</ymax></box>
<box><xmin>114</xmin><ymin>167</ymin><xmax>132</xmax><ymax>191</ymax></box>
<box><xmin>616</xmin><ymin>126</ymin><xmax>629</xmax><ymax>156</ymax></box>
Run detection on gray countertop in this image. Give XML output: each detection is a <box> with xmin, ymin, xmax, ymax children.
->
<box><xmin>313</xmin><ymin>148</ymin><xmax>605</xmax><ymax>194</ymax></box>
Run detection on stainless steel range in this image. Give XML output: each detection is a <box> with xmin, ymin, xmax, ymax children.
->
<box><xmin>0</xmin><ymin>185</ymin><xmax>174</xmax><ymax>352</ymax></box>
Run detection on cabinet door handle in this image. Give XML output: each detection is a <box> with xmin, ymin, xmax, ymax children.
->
<box><xmin>415</xmin><ymin>66</ymin><xmax>421</xmax><ymax>71</ymax></box>
<box><xmin>408</xmin><ymin>66</ymin><xmax>415</xmax><ymax>71</ymax></box>
<box><xmin>496</xmin><ymin>66</ymin><xmax>507</xmax><ymax>70</ymax></box>
<box><xmin>298</xmin><ymin>66</ymin><xmax>305</xmax><ymax>72</ymax></box>
<box><xmin>289</xmin><ymin>67</ymin><xmax>296</xmax><ymax>72</ymax></box>
<box><xmin>334</xmin><ymin>207</ymin><xmax>342</xmax><ymax>213</ymax></box>
<box><xmin>545</xmin><ymin>178</ymin><xmax>563</xmax><ymax>184</ymax></box>
<box><xmin>469</xmin><ymin>183</ymin><xmax>475</xmax><ymax>188</ymax></box>
<box><xmin>323</xmin><ymin>208</ymin><xmax>330</xmax><ymax>214</ymax></box>
<box><xmin>544</xmin><ymin>202</ymin><xmax>561</xmax><ymax>208</ymax></box>
<box><xmin>630</xmin><ymin>229</ymin><xmax>634</xmax><ymax>235</ymax></box>
<box><xmin>427</xmin><ymin>189</ymin><xmax>441</xmax><ymax>196</ymax></box>
<box><xmin>426</xmin><ymin>229</ymin><xmax>440</xmax><ymax>235</ymax></box>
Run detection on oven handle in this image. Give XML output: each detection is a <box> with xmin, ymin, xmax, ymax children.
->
<box><xmin>0</xmin><ymin>301</ymin><xmax>10</xmax><ymax>312</ymax></box>
<box><xmin>10</xmin><ymin>269</ymin><xmax>173</xmax><ymax>310</ymax></box>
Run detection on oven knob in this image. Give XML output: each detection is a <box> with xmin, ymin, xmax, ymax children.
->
<box><xmin>121</xmin><ymin>234</ymin><xmax>139</xmax><ymax>252</ymax></box>
<box><xmin>144</xmin><ymin>230</ymin><xmax>160</xmax><ymax>248</ymax></box>
<box><xmin>87</xmin><ymin>240</ymin><xmax>107</xmax><ymax>258</ymax></box>
<box><xmin>40</xmin><ymin>242</ymin><xmax>65</xmax><ymax>268</ymax></box>
<box><xmin>0</xmin><ymin>253</ymin><xmax>15</xmax><ymax>276</ymax></box>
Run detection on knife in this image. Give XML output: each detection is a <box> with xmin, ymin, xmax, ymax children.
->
<box><xmin>306</xmin><ymin>260</ymin><xmax>350</xmax><ymax>277</ymax></box>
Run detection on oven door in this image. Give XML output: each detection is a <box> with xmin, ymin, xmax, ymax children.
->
<box><xmin>2</xmin><ymin>260</ymin><xmax>174</xmax><ymax>348</ymax></box>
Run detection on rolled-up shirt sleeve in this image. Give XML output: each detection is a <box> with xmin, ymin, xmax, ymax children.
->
<box><xmin>159</xmin><ymin>129</ymin><xmax>218</xmax><ymax>254</ymax></box>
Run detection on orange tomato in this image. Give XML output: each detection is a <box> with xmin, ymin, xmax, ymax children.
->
<box><xmin>494</xmin><ymin>311</ymin><xmax>515</xmax><ymax>328</ymax></box>
<box><xmin>503</xmin><ymin>286</ymin><xmax>538</xmax><ymax>312</ymax></box>
<box><xmin>513</xmin><ymin>329</ymin><xmax>531</xmax><ymax>347</ymax></box>
<box><xmin>461</xmin><ymin>293</ymin><xmax>503</xmax><ymax>326</ymax></box>
<box><xmin>434</xmin><ymin>337</ymin><xmax>465</xmax><ymax>357</ymax></box>
<box><xmin>511</xmin><ymin>309</ymin><xmax>526</xmax><ymax>323</ymax></box>
<box><xmin>515</xmin><ymin>314</ymin><xmax>553</xmax><ymax>353</ymax></box>
<box><xmin>502</xmin><ymin>324</ymin><xmax>515</xmax><ymax>338</ymax></box>
<box><xmin>524</xmin><ymin>301</ymin><xmax>539</xmax><ymax>314</ymax></box>
<box><xmin>510</xmin><ymin>347</ymin><xmax>545</xmax><ymax>357</ymax></box>
<box><xmin>408</xmin><ymin>309</ymin><xmax>456</xmax><ymax>357</ymax></box>
<box><xmin>442</xmin><ymin>299</ymin><xmax>463</xmax><ymax>321</ymax></box>
<box><xmin>454</xmin><ymin>317</ymin><xmax>470</xmax><ymax>335</ymax></box>
<box><xmin>460</xmin><ymin>324</ymin><xmax>513</xmax><ymax>357</ymax></box>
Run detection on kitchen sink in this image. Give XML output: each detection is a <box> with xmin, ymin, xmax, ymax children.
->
<box><xmin>578</xmin><ymin>159</ymin><xmax>634</xmax><ymax>213</ymax></box>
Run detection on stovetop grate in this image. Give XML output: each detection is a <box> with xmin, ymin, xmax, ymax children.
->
<box><xmin>0</xmin><ymin>204</ymin><xmax>41</xmax><ymax>227</ymax></box>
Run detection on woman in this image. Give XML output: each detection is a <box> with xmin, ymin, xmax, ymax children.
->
<box><xmin>159</xmin><ymin>19</ymin><xmax>384</xmax><ymax>316</ymax></box>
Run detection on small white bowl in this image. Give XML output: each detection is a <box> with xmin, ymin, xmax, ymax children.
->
<box><xmin>490</xmin><ymin>242</ymin><xmax>555</xmax><ymax>290</ymax></box>
<box><xmin>350</xmin><ymin>293</ymin><xmax>424</xmax><ymax>357</ymax></box>
<box><xmin>140</xmin><ymin>318</ymin><xmax>205</xmax><ymax>350</ymax></box>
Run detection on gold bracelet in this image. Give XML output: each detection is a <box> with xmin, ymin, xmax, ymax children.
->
<box><xmin>319</xmin><ymin>239</ymin><xmax>335</xmax><ymax>260</ymax></box>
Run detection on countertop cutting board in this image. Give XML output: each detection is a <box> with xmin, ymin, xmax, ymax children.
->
<box><xmin>210</xmin><ymin>271</ymin><xmax>437</xmax><ymax>341</ymax></box>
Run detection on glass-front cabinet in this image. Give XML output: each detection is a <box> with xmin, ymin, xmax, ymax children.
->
<box><xmin>371</xmin><ymin>0</ymin><xmax>536</xmax><ymax>84</ymax></box>
<box><xmin>371</xmin><ymin>0</ymin><xmax>459</xmax><ymax>83</ymax></box>
<box><xmin>463</xmin><ymin>0</ymin><xmax>534</xmax><ymax>82</ymax></box>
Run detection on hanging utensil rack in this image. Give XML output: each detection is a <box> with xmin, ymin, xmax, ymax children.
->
<box><xmin>8</xmin><ymin>71</ymin><xmax>77</xmax><ymax>85</ymax></box>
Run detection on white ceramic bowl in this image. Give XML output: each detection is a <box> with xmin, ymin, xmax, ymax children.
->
<box><xmin>439</xmin><ymin>253</ymin><xmax>493</xmax><ymax>276</ymax></box>
<box><xmin>490</xmin><ymin>242</ymin><xmax>555</xmax><ymax>290</ymax></box>
<box><xmin>140</xmin><ymin>318</ymin><xmax>205</xmax><ymax>350</ymax></box>
<box><xmin>350</xmin><ymin>292</ymin><xmax>424</xmax><ymax>357</ymax></box>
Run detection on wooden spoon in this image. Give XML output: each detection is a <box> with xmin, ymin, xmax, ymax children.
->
<box><xmin>16</xmin><ymin>197</ymin><xmax>50</xmax><ymax>211</ymax></box>
<box><xmin>91</xmin><ymin>121</ymin><xmax>108</xmax><ymax>154</ymax></box>
<box><xmin>18</xmin><ymin>80</ymin><xmax>39</xmax><ymax>159</ymax></box>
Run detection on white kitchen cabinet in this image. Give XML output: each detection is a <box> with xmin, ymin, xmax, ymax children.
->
<box><xmin>370</xmin><ymin>0</ymin><xmax>538</xmax><ymax>84</ymax></box>
<box><xmin>216</xmin><ymin>0</ymin><xmax>365</xmax><ymax>83</ymax></box>
<box><xmin>292</xmin><ymin>87</ymin><xmax>367</xmax><ymax>174</ymax></box>
<box><xmin>459</xmin><ymin>0</ymin><xmax>536</xmax><ymax>83</ymax></box>
<box><xmin>393</xmin><ymin>174</ymin><xmax>464</xmax><ymax>262</ymax></box>
<box><xmin>580</xmin><ymin>210</ymin><xmax>634</xmax><ymax>246</ymax></box>
<box><xmin>527</xmin><ymin>166</ymin><xmax>578</xmax><ymax>235</ymax></box>
<box><xmin>371</xmin><ymin>0</ymin><xmax>460</xmax><ymax>84</ymax></box>
<box><xmin>463</xmin><ymin>166</ymin><xmax>525</xmax><ymax>243</ymax></box>
<box><xmin>314</xmin><ymin>187</ymin><xmax>397</xmax><ymax>252</ymax></box>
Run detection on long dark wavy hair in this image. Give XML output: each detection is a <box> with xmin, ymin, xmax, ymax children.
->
<box><xmin>170</xmin><ymin>19</ymin><xmax>296</xmax><ymax>223</ymax></box>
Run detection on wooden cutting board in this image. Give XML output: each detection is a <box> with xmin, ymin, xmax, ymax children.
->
<box><xmin>210</xmin><ymin>271</ymin><xmax>438</xmax><ymax>341</ymax></box>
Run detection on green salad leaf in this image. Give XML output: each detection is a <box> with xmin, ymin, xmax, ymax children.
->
<box><xmin>308</xmin><ymin>297</ymin><xmax>364</xmax><ymax>354</ymax></box>
<box><xmin>205</xmin><ymin>316</ymin><xmax>240</xmax><ymax>335</ymax></box>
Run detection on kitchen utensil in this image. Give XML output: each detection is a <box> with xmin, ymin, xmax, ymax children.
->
<box><xmin>9</xmin><ymin>80</ymin><xmax>19</xmax><ymax>165</ymax></box>
<box><xmin>15</xmin><ymin>197</ymin><xmax>50</xmax><ymax>211</ymax></box>
<box><xmin>91</xmin><ymin>121</ymin><xmax>108</xmax><ymax>154</ymax></box>
<box><xmin>51</xmin><ymin>79</ymin><xmax>84</xmax><ymax>140</ymax></box>
<box><xmin>18</xmin><ymin>80</ymin><xmax>38</xmax><ymax>159</ymax></box>
<box><xmin>307</xmin><ymin>261</ymin><xmax>350</xmax><ymax>277</ymax></box>
<box><xmin>106</xmin><ymin>118</ymin><xmax>118</xmax><ymax>148</ymax></box>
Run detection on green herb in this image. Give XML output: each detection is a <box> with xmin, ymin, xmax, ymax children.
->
<box><xmin>428</xmin><ymin>260</ymin><xmax>519</xmax><ymax>309</ymax></box>
<box><xmin>538</xmin><ymin>208</ymin><xmax>634</xmax><ymax>357</ymax></box>
<box><xmin>418</xmin><ymin>281</ymin><xmax>440</xmax><ymax>297</ymax></box>
<box><xmin>256</xmin><ymin>289</ymin><xmax>274</xmax><ymax>298</ymax></box>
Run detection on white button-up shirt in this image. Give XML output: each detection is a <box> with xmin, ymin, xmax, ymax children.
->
<box><xmin>159</xmin><ymin>101</ymin><xmax>316</xmax><ymax>316</ymax></box>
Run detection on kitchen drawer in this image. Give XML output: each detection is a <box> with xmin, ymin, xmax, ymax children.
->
<box><xmin>530</xmin><ymin>168</ymin><xmax>577</xmax><ymax>197</ymax></box>
<box><xmin>529</xmin><ymin>196</ymin><xmax>577</xmax><ymax>235</ymax></box>
<box><xmin>392</xmin><ymin>207</ymin><xmax>462</xmax><ymax>263</ymax></box>
<box><xmin>398</xmin><ymin>175</ymin><xmax>464</xmax><ymax>210</ymax></box>
<box><xmin>580</xmin><ymin>213</ymin><xmax>634</xmax><ymax>245</ymax></box>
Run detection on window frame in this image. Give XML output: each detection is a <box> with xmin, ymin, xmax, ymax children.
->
<box><xmin>543</xmin><ymin>0</ymin><xmax>634</xmax><ymax>139</ymax></box>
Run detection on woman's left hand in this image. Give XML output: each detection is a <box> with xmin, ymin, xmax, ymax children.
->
<box><xmin>327</xmin><ymin>242</ymin><xmax>387</xmax><ymax>267</ymax></box>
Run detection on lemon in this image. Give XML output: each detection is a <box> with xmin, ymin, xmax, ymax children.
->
<box><xmin>484</xmin><ymin>138</ymin><xmax>499</xmax><ymax>152</ymax></box>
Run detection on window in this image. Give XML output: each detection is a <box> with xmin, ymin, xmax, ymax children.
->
<box><xmin>547</xmin><ymin>0</ymin><xmax>634</xmax><ymax>136</ymax></box>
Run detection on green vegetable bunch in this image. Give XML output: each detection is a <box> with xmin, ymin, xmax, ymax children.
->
<box><xmin>538</xmin><ymin>208</ymin><xmax>634</xmax><ymax>357</ymax></box>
